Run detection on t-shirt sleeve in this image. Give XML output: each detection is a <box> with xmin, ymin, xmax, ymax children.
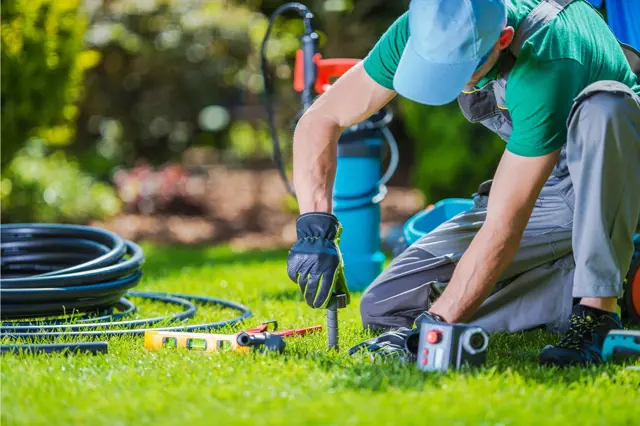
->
<box><xmin>506</xmin><ymin>58</ymin><xmax>586</xmax><ymax>157</ymax></box>
<box><xmin>362</xmin><ymin>13</ymin><xmax>410</xmax><ymax>90</ymax></box>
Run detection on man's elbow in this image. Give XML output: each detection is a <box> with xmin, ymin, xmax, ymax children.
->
<box><xmin>482</xmin><ymin>216</ymin><xmax>526</xmax><ymax>251</ymax></box>
<box><xmin>295</xmin><ymin>107</ymin><xmax>341</xmax><ymax>138</ymax></box>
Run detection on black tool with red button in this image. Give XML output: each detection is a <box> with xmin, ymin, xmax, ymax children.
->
<box><xmin>416</xmin><ymin>322</ymin><xmax>489</xmax><ymax>372</ymax></box>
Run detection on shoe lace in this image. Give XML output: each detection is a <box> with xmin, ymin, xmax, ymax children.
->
<box><xmin>558</xmin><ymin>314</ymin><xmax>597</xmax><ymax>351</ymax></box>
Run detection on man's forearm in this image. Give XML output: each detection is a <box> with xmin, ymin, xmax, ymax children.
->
<box><xmin>429</xmin><ymin>222</ymin><xmax>522</xmax><ymax>323</ymax></box>
<box><xmin>289</xmin><ymin>63</ymin><xmax>397</xmax><ymax>214</ymax></box>
<box><xmin>428</xmin><ymin>149</ymin><xmax>559</xmax><ymax>323</ymax></box>
<box><xmin>292</xmin><ymin>112</ymin><xmax>343</xmax><ymax>214</ymax></box>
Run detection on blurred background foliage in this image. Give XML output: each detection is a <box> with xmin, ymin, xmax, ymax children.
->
<box><xmin>1</xmin><ymin>0</ymin><xmax>119</xmax><ymax>222</ymax></box>
<box><xmin>1</xmin><ymin>0</ymin><xmax>99</xmax><ymax>165</ymax></box>
<box><xmin>2</xmin><ymin>0</ymin><xmax>504</xmax><ymax>223</ymax></box>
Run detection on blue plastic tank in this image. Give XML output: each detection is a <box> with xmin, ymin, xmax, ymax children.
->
<box><xmin>333</xmin><ymin>132</ymin><xmax>386</xmax><ymax>292</ymax></box>
<box><xmin>403</xmin><ymin>198</ymin><xmax>475</xmax><ymax>246</ymax></box>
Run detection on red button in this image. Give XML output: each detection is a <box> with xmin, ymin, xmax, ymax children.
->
<box><xmin>427</xmin><ymin>330</ymin><xmax>442</xmax><ymax>344</ymax></box>
<box><xmin>422</xmin><ymin>358</ymin><xmax>428</xmax><ymax>365</ymax></box>
<box><xmin>423</xmin><ymin>348</ymin><xmax>429</xmax><ymax>356</ymax></box>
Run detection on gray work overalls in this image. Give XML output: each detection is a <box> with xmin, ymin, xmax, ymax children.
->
<box><xmin>360</xmin><ymin>0</ymin><xmax>640</xmax><ymax>333</ymax></box>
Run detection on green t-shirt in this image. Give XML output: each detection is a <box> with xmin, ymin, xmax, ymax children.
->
<box><xmin>363</xmin><ymin>0</ymin><xmax>640</xmax><ymax>157</ymax></box>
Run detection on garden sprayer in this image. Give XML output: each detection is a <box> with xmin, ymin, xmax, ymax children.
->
<box><xmin>260</xmin><ymin>3</ymin><xmax>399</xmax><ymax>295</ymax></box>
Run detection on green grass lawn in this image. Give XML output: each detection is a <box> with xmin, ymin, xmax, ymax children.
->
<box><xmin>2</xmin><ymin>244</ymin><xmax>639</xmax><ymax>426</ymax></box>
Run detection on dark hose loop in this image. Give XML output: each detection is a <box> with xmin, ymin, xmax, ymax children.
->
<box><xmin>0</xmin><ymin>225</ymin><xmax>253</xmax><ymax>346</ymax></box>
<box><xmin>0</xmin><ymin>292</ymin><xmax>253</xmax><ymax>339</ymax></box>
<box><xmin>1</xmin><ymin>241</ymin><xmax>144</xmax><ymax>289</ymax></box>
<box><xmin>1</xmin><ymin>224</ymin><xmax>145</xmax><ymax>319</ymax></box>
<box><xmin>1</xmin><ymin>224</ymin><xmax>128</xmax><ymax>275</ymax></box>
<box><xmin>2</xmin><ymin>298</ymin><xmax>137</xmax><ymax>326</ymax></box>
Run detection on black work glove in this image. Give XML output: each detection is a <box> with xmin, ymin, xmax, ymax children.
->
<box><xmin>287</xmin><ymin>213</ymin><xmax>350</xmax><ymax>309</ymax></box>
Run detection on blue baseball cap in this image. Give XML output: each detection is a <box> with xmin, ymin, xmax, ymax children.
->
<box><xmin>394</xmin><ymin>0</ymin><xmax>507</xmax><ymax>106</ymax></box>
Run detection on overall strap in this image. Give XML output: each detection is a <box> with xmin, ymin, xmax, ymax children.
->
<box><xmin>511</xmin><ymin>0</ymin><xmax>575</xmax><ymax>57</ymax></box>
<box><xmin>622</xmin><ymin>43</ymin><xmax>640</xmax><ymax>76</ymax></box>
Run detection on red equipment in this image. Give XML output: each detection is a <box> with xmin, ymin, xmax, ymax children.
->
<box><xmin>293</xmin><ymin>50</ymin><xmax>360</xmax><ymax>95</ymax></box>
<box><xmin>625</xmin><ymin>256</ymin><xmax>640</xmax><ymax>324</ymax></box>
<box><xmin>244</xmin><ymin>320</ymin><xmax>322</xmax><ymax>337</ymax></box>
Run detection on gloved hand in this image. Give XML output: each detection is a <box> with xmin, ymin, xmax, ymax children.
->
<box><xmin>348</xmin><ymin>312</ymin><xmax>447</xmax><ymax>362</ymax></box>
<box><xmin>287</xmin><ymin>212</ymin><xmax>350</xmax><ymax>309</ymax></box>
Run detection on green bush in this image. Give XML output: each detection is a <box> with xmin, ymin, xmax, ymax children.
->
<box><xmin>1</xmin><ymin>0</ymin><xmax>118</xmax><ymax>224</ymax></box>
<box><xmin>1</xmin><ymin>0</ymin><xmax>100</xmax><ymax>166</ymax></box>
<box><xmin>70</xmin><ymin>0</ymin><xmax>293</xmax><ymax>170</ymax></box>
<box><xmin>398</xmin><ymin>98</ymin><xmax>505</xmax><ymax>204</ymax></box>
<box><xmin>1</xmin><ymin>141</ymin><xmax>121</xmax><ymax>223</ymax></box>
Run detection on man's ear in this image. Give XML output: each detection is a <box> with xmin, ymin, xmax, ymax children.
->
<box><xmin>498</xmin><ymin>26</ymin><xmax>515</xmax><ymax>50</ymax></box>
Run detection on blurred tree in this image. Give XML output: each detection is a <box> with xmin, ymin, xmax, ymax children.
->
<box><xmin>1</xmin><ymin>0</ymin><xmax>99</xmax><ymax>166</ymax></box>
<box><xmin>2</xmin><ymin>142</ymin><xmax>121</xmax><ymax>223</ymax></box>
<box><xmin>73</xmin><ymin>0</ymin><xmax>503</xmax><ymax>207</ymax></box>
<box><xmin>73</xmin><ymin>0</ymin><xmax>413</xmax><ymax>175</ymax></box>
<box><xmin>1</xmin><ymin>0</ymin><xmax>119</xmax><ymax>223</ymax></box>
<box><xmin>73</xmin><ymin>0</ymin><xmax>304</xmax><ymax>175</ymax></box>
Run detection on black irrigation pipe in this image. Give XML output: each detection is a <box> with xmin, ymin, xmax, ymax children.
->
<box><xmin>1</xmin><ymin>224</ymin><xmax>253</xmax><ymax>354</ymax></box>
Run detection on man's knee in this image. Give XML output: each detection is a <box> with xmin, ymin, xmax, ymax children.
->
<box><xmin>359</xmin><ymin>273</ymin><xmax>391</xmax><ymax>330</ymax></box>
<box><xmin>358</xmin><ymin>240</ymin><xmax>459</xmax><ymax>331</ymax></box>
<box><xmin>359</xmin><ymin>271</ymin><xmax>429</xmax><ymax>331</ymax></box>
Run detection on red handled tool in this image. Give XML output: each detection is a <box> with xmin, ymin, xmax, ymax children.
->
<box><xmin>244</xmin><ymin>320</ymin><xmax>322</xmax><ymax>337</ymax></box>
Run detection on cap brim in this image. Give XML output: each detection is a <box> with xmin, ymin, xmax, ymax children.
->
<box><xmin>393</xmin><ymin>37</ymin><xmax>480</xmax><ymax>106</ymax></box>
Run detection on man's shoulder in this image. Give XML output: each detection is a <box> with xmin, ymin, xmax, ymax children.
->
<box><xmin>362</xmin><ymin>13</ymin><xmax>410</xmax><ymax>91</ymax></box>
<box><xmin>516</xmin><ymin>0</ymin><xmax>611</xmax><ymax>63</ymax></box>
<box><xmin>506</xmin><ymin>56</ymin><xmax>582</xmax><ymax>98</ymax></box>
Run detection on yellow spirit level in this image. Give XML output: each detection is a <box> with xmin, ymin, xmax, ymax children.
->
<box><xmin>144</xmin><ymin>330</ymin><xmax>285</xmax><ymax>354</ymax></box>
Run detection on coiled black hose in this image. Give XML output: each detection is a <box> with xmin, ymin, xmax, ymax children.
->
<box><xmin>2</xmin><ymin>224</ymin><xmax>144</xmax><ymax>318</ymax></box>
<box><xmin>0</xmin><ymin>224</ymin><xmax>252</xmax><ymax>351</ymax></box>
